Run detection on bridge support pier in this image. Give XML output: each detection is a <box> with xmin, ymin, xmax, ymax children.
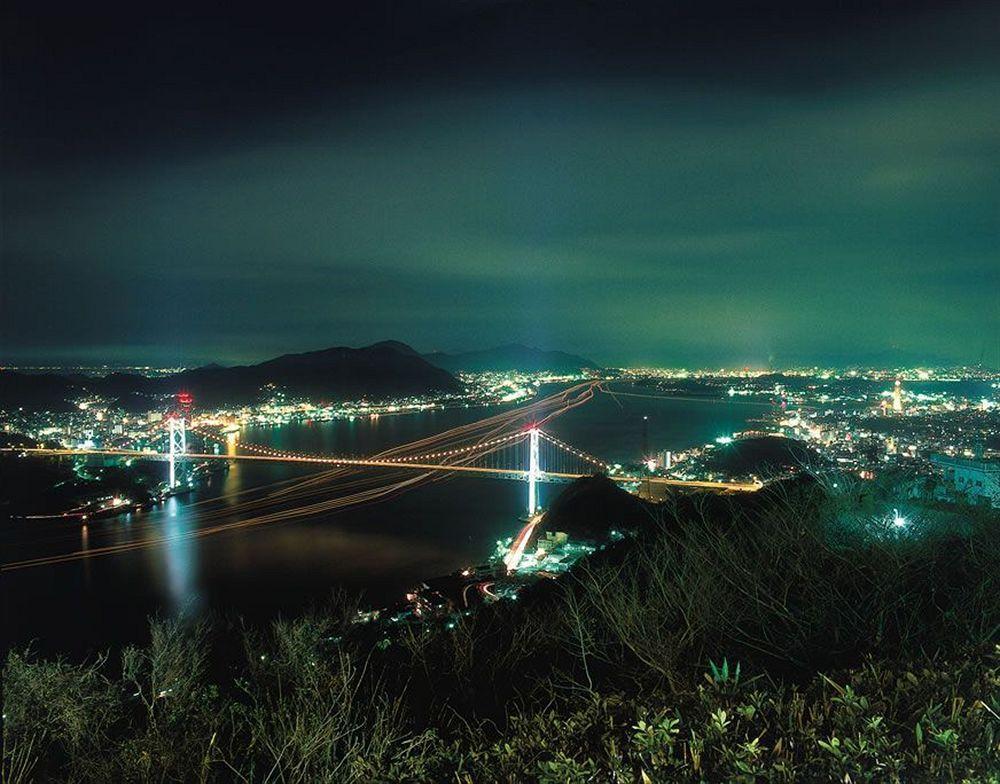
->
<box><xmin>168</xmin><ymin>417</ymin><xmax>186</xmax><ymax>488</ymax></box>
<box><xmin>527</xmin><ymin>427</ymin><xmax>540</xmax><ymax>514</ymax></box>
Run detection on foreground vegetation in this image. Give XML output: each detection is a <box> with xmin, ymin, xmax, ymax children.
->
<box><xmin>4</xmin><ymin>475</ymin><xmax>999</xmax><ymax>782</ymax></box>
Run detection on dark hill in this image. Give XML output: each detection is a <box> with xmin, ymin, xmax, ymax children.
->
<box><xmin>0</xmin><ymin>342</ymin><xmax>461</xmax><ymax>410</ymax></box>
<box><xmin>702</xmin><ymin>436</ymin><xmax>823</xmax><ymax>479</ymax></box>
<box><xmin>542</xmin><ymin>474</ymin><xmax>651</xmax><ymax>539</ymax></box>
<box><xmin>0</xmin><ymin>372</ymin><xmax>78</xmax><ymax>412</ymax></box>
<box><xmin>424</xmin><ymin>344</ymin><xmax>598</xmax><ymax>373</ymax></box>
<box><xmin>369</xmin><ymin>340</ymin><xmax>423</xmax><ymax>357</ymax></box>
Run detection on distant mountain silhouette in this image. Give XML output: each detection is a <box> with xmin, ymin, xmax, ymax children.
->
<box><xmin>0</xmin><ymin>372</ymin><xmax>78</xmax><ymax>412</ymax></box>
<box><xmin>0</xmin><ymin>342</ymin><xmax>461</xmax><ymax>411</ymax></box>
<box><xmin>424</xmin><ymin>344</ymin><xmax>599</xmax><ymax>373</ymax></box>
<box><xmin>369</xmin><ymin>340</ymin><xmax>424</xmax><ymax>358</ymax></box>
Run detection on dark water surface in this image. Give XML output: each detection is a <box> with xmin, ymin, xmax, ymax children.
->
<box><xmin>4</xmin><ymin>388</ymin><xmax>767</xmax><ymax>657</ymax></box>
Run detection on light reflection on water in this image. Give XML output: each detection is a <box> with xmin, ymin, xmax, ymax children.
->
<box><xmin>161</xmin><ymin>497</ymin><xmax>202</xmax><ymax>618</ymax></box>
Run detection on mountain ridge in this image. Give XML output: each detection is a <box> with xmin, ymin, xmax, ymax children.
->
<box><xmin>0</xmin><ymin>341</ymin><xmax>460</xmax><ymax>411</ymax></box>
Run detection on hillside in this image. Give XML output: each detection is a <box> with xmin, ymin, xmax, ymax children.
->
<box><xmin>701</xmin><ymin>435</ymin><xmax>823</xmax><ymax>478</ymax></box>
<box><xmin>0</xmin><ymin>342</ymin><xmax>461</xmax><ymax>410</ymax></box>
<box><xmin>542</xmin><ymin>474</ymin><xmax>650</xmax><ymax>539</ymax></box>
<box><xmin>6</xmin><ymin>473</ymin><xmax>996</xmax><ymax>781</ymax></box>
<box><xmin>424</xmin><ymin>344</ymin><xmax>599</xmax><ymax>373</ymax></box>
<box><xmin>0</xmin><ymin>372</ymin><xmax>78</xmax><ymax>412</ymax></box>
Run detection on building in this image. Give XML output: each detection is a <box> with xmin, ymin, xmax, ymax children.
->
<box><xmin>930</xmin><ymin>455</ymin><xmax>1000</xmax><ymax>507</ymax></box>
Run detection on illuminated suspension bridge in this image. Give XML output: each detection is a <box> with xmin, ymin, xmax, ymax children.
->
<box><xmin>8</xmin><ymin>426</ymin><xmax>758</xmax><ymax>513</ymax></box>
<box><xmin>1</xmin><ymin>382</ymin><xmax>759</xmax><ymax>571</ymax></box>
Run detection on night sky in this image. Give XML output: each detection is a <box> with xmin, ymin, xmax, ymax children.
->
<box><xmin>3</xmin><ymin>1</ymin><xmax>998</xmax><ymax>367</ymax></box>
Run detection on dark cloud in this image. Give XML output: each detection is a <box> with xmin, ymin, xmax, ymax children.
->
<box><xmin>3</xmin><ymin>2</ymin><xmax>998</xmax><ymax>366</ymax></box>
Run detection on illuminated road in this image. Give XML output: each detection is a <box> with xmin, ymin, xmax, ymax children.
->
<box><xmin>503</xmin><ymin>512</ymin><xmax>543</xmax><ymax>571</ymax></box>
<box><xmin>3</xmin><ymin>446</ymin><xmax>762</xmax><ymax>492</ymax></box>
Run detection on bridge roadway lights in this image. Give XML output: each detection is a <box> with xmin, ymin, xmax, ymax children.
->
<box><xmin>5</xmin><ymin>443</ymin><xmax>763</xmax><ymax>494</ymax></box>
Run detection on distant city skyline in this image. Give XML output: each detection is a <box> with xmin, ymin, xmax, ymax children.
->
<box><xmin>3</xmin><ymin>1</ymin><xmax>998</xmax><ymax>368</ymax></box>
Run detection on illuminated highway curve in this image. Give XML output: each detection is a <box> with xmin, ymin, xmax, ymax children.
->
<box><xmin>2</xmin><ymin>382</ymin><xmax>759</xmax><ymax>571</ymax></box>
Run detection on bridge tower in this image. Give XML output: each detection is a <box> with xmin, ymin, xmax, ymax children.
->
<box><xmin>168</xmin><ymin>415</ymin><xmax>186</xmax><ymax>488</ymax></box>
<box><xmin>527</xmin><ymin>427</ymin><xmax>540</xmax><ymax>514</ymax></box>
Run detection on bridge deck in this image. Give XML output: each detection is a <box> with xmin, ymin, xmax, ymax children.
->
<box><xmin>4</xmin><ymin>447</ymin><xmax>762</xmax><ymax>492</ymax></box>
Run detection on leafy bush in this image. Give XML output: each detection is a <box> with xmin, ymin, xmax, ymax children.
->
<box><xmin>464</xmin><ymin>645</ymin><xmax>1000</xmax><ymax>782</ymax></box>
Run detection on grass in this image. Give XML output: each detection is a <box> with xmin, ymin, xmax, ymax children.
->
<box><xmin>4</xmin><ymin>475</ymin><xmax>999</xmax><ymax>782</ymax></box>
